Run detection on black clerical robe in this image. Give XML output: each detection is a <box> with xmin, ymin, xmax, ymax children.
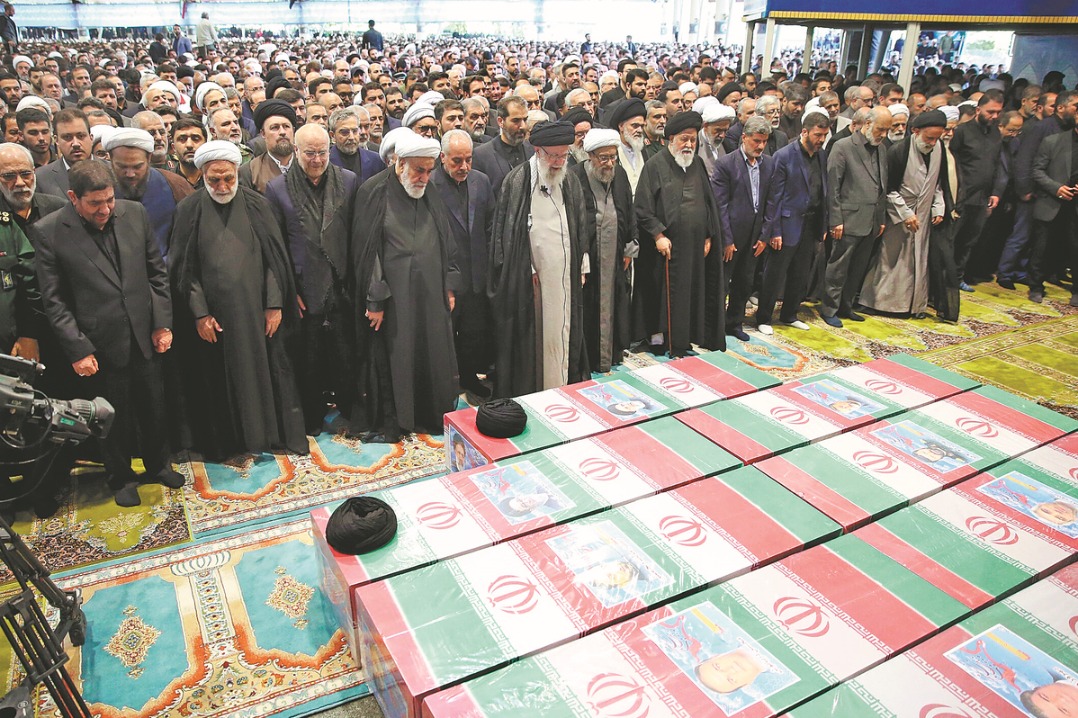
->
<box><xmin>352</xmin><ymin>170</ymin><xmax>461</xmax><ymax>440</ymax></box>
<box><xmin>633</xmin><ymin>150</ymin><xmax>726</xmax><ymax>354</ymax></box>
<box><xmin>488</xmin><ymin>161</ymin><xmax>590</xmax><ymax>398</ymax></box>
<box><xmin>169</xmin><ymin>187</ymin><xmax>307</xmax><ymax>458</ymax></box>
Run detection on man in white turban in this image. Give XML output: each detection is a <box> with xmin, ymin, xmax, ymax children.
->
<box><xmin>699</xmin><ymin>101</ymin><xmax>735</xmax><ymax>177</ymax></box>
<box><xmin>350</xmin><ymin>127</ymin><xmax>460</xmax><ymax>442</ymax></box>
<box><xmin>193</xmin><ymin>81</ymin><xmax>227</xmax><ymax>117</ymax></box>
<box><xmin>168</xmin><ymin>139</ymin><xmax>306</xmax><ymax>459</ymax></box>
<box><xmin>886</xmin><ymin>103</ymin><xmax>910</xmax><ymax>145</ymax></box>
<box><xmin>401</xmin><ymin>102</ymin><xmax>436</xmax><ymax>135</ymax></box>
<box><xmin>572</xmin><ymin>127</ymin><xmax>638</xmax><ymax>372</ymax></box>
<box><xmin>143</xmin><ymin>80</ymin><xmax>181</xmax><ymax>110</ymax></box>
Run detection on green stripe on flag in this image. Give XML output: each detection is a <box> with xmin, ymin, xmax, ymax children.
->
<box><xmin>641</xmin><ymin>417</ymin><xmax>741</xmax><ymax>476</ymax></box>
<box><xmin>972</xmin><ymin>384</ymin><xmax>1078</xmax><ymax>433</ymax></box>
<box><xmin>824</xmin><ymin>534</ymin><xmax>968</xmax><ymax>628</ymax></box>
<box><xmin>722</xmin><ymin>465</ymin><xmax>842</xmax><ymax>544</ymax></box>
<box><xmin>510</xmin><ymin>410</ymin><xmax>567</xmax><ymax>452</ymax></box>
<box><xmin>452</xmin><ymin>656</ymin><xmax>587</xmax><ymax>718</ymax></box>
<box><xmin>697</xmin><ymin>400</ymin><xmax>809</xmax><ymax>450</ymax></box>
<box><xmin>800</xmin><ymin>444</ymin><xmax>911</xmax><ymax>517</ymax></box>
<box><xmin>875</xmin><ymin>507</ymin><xmax>1031</xmax><ymax>597</ymax></box>
<box><xmin>888</xmin><ymin>353</ymin><xmax>979</xmax><ymax>390</ymax></box>
<box><xmin>786</xmin><ymin>682</ymin><xmax>896</xmax><ymax>718</ymax></box>
<box><xmin>697</xmin><ymin>349</ymin><xmax>781</xmax><ymax>389</ymax></box>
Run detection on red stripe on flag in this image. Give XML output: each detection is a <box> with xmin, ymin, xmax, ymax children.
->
<box><xmin>676</xmin><ymin>410</ymin><xmax>775</xmax><ymax>464</ymax></box>
<box><xmin>666</xmin><ymin>356</ymin><xmax>757</xmax><ymax>398</ymax></box>
<box><xmin>445</xmin><ymin>408</ymin><xmax>519</xmax><ymax>462</ymax></box>
<box><xmin>756</xmin><ymin>455</ymin><xmax>870</xmax><ymax>530</ymax></box>
<box><xmin>783</xmin><ymin>545</ymin><xmax>937</xmax><ymax>653</ymax></box>
<box><xmin>879</xmin><ymin>360</ymin><xmax>968</xmax><ymax>399</ymax></box>
<box><xmin>948</xmin><ymin>391</ymin><xmax>1063</xmax><ymax>443</ymax></box>
<box><xmin>676</xmin><ymin>479</ymin><xmax>803</xmax><ymax>566</ymax></box>
<box><xmin>354</xmin><ymin>582</ymin><xmax>439</xmax><ymax>694</ymax></box>
<box><xmin>856</xmin><ymin>522</ymin><xmax>994</xmax><ymax>610</ymax></box>
<box><xmin>597</xmin><ymin>425</ymin><xmax>709</xmax><ymax>489</ymax></box>
<box><xmin>421</xmin><ymin>687</ymin><xmax>477</xmax><ymax>718</ymax></box>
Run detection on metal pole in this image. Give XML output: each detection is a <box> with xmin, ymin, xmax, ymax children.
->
<box><xmin>742</xmin><ymin>20</ymin><xmax>755</xmax><ymax>75</ymax></box>
<box><xmin>898</xmin><ymin>21</ymin><xmax>920</xmax><ymax>89</ymax></box>
<box><xmin>762</xmin><ymin>17</ymin><xmax>777</xmax><ymax>77</ymax></box>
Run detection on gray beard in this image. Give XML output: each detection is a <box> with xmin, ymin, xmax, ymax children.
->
<box><xmin>537</xmin><ymin>160</ymin><xmax>566</xmax><ymax>192</ymax></box>
<box><xmin>623</xmin><ymin>135</ymin><xmax>644</xmax><ymax>155</ymax></box>
<box><xmin>209</xmin><ymin>185</ymin><xmax>238</xmax><ymax>204</ymax></box>
<box><xmin>914</xmin><ymin>137</ymin><xmax>935</xmax><ymax>154</ymax></box>
<box><xmin>670</xmin><ymin>146</ymin><xmax>694</xmax><ymax>169</ymax></box>
<box><xmin>0</xmin><ymin>183</ymin><xmax>32</xmax><ymax>210</ymax></box>
<box><xmin>584</xmin><ymin>160</ymin><xmax>614</xmax><ymax>184</ymax></box>
<box><xmin>401</xmin><ymin>173</ymin><xmax>427</xmax><ymax>199</ymax></box>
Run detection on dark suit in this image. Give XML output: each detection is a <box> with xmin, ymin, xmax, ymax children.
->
<box><xmin>758</xmin><ymin>140</ymin><xmax>828</xmax><ymax>325</ymax></box>
<box><xmin>432</xmin><ymin>165</ymin><xmax>495</xmax><ymax>388</ymax></box>
<box><xmin>821</xmin><ymin>131</ymin><xmax>888</xmax><ymax>318</ymax></box>
<box><xmin>711</xmin><ymin>149</ymin><xmax>775</xmax><ymax>332</ymax></box>
<box><xmin>33</xmin><ymin>201</ymin><xmax>173</xmax><ymax>484</ymax></box>
<box><xmin>34</xmin><ymin>159</ymin><xmax>71</xmax><ymax>198</ymax></box>
<box><xmin>329</xmin><ymin>145</ymin><xmax>383</xmax><ymax>185</ymax></box>
<box><xmin>472</xmin><ymin>135</ymin><xmax>534</xmax><ymax>195</ymax></box>
<box><xmin>1029</xmin><ymin>130</ymin><xmax>1078</xmax><ymax>297</ymax></box>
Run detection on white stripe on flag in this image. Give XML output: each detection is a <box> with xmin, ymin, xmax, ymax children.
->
<box><xmin>918</xmin><ymin>490</ymin><xmax>1069</xmax><ymax>572</ymax></box>
<box><xmin>545</xmin><ymin>440</ymin><xmax>655</xmax><ymax>505</ymax></box>
<box><xmin>738</xmin><ymin>390</ymin><xmax>841</xmax><ymax>440</ymax></box>
<box><xmin>389</xmin><ymin>480</ymin><xmax>493</xmax><ymax>557</ymax></box>
<box><xmin>821</xmin><ymin>432</ymin><xmax>943</xmax><ymax>497</ymax></box>
<box><xmin>850</xmin><ymin>652</ymin><xmax>972</xmax><ymax>717</ymax></box>
<box><xmin>1017</xmin><ymin>443</ymin><xmax>1078</xmax><ymax>487</ymax></box>
<box><xmin>917</xmin><ymin>401</ymin><xmax>1036</xmax><ymax>456</ymax></box>
<box><xmin>452</xmin><ymin>543</ymin><xmax>580</xmax><ymax>656</ymax></box>
<box><xmin>632</xmin><ymin>363</ymin><xmax>724</xmax><ymax>407</ymax></box>
<box><xmin>1003</xmin><ymin>578</ymin><xmax>1078</xmax><ymax>645</ymax></box>
<box><xmin>518</xmin><ymin>390</ymin><xmax>609</xmax><ymax>439</ymax></box>
<box><xmin>830</xmin><ymin>365</ymin><xmax>934</xmax><ymax>409</ymax></box>
<box><xmin>728</xmin><ymin>565</ymin><xmax>887</xmax><ymax>680</ymax></box>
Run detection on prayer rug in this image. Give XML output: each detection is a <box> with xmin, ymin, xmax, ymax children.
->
<box><xmin>919</xmin><ymin>313</ymin><xmax>1078</xmax><ymax>420</ymax></box>
<box><xmin>181</xmin><ymin>431</ymin><xmax>445</xmax><ymax>538</ymax></box>
<box><xmin>0</xmin><ymin>467</ymin><xmax>190</xmax><ymax>584</ymax></box>
<box><xmin>32</xmin><ymin>518</ymin><xmax>366</xmax><ymax>717</ymax></box>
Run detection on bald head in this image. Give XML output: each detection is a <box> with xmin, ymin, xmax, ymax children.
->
<box><xmin>295</xmin><ymin>123</ymin><xmax>331</xmax><ymax>183</ymax></box>
<box><xmin>0</xmin><ymin>142</ymin><xmax>36</xmax><ymax>210</ymax></box>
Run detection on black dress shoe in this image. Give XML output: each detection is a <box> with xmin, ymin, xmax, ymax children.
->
<box><xmin>727</xmin><ymin>327</ymin><xmax>750</xmax><ymax>342</ymax></box>
<box><xmin>113</xmin><ymin>483</ymin><xmax>141</xmax><ymax>507</ymax></box>
<box><xmin>153</xmin><ymin>468</ymin><xmax>185</xmax><ymax>489</ymax></box>
<box><xmin>648</xmin><ymin>343</ymin><xmax>667</xmax><ymax>356</ymax></box>
<box><xmin>33</xmin><ymin>494</ymin><xmax>61</xmax><ymax>519</ymax></box>
<box><xmin>997</xmin><ymin>278</ymin><xmax>1015</xmax><ymax>290</ymax></box>
<box><xmin>838</xmin><ymin>310</ymin><xmax>865</xmax><ymax>322</ymax></box>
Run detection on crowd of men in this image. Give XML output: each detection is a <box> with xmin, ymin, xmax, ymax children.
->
<box><xmin>0</xmin><ymin>25</ymin><xmax>1074</xmax><ymax>514</ymax></box>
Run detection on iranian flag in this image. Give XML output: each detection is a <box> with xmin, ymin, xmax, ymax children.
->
<box><xmin>355</xmin><ymin>469</ymin><xmax>837</xmax><ymax>718</ymax></box>
<box><xmin>790</xmin><ymin>563</ymin><xmax>1078</xmax><ymax>718</ymax></box>
<box><xmin>827</xmin><ymin>352</ymin><xmax>979</xmax><ymax>410</ymax></box>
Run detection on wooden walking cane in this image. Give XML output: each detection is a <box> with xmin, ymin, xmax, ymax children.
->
<box><xmin>665</xmin><ymin>256</ymin><xmax>672</xmax><ymax>357</ymax></box>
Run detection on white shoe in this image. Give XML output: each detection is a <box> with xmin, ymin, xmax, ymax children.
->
<box><xmin>784</xmin><ymin>320</ymin><xmax>811</xmax><ymax>331</ymax></box>
<box><xmin>757</xmin><ymin>323</ymin><xmax>773</xmax><ymax>335</ymax></box>
<box><xmin>748</xmin><ymin>296</ymin><xmax>759</xmax><ymax>307</ymax></box>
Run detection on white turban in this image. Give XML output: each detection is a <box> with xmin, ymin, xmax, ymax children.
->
<box><xmin>702</xmin><ymin>103</ymin><xmax>736</xmax><ymax>125</ymax></box>
<box><xmin>194</xmin><ymin>82</ymin><xmax>225</xmax><ymax>112</ymax></box>
<box><xmin>379</xmin><ymin>127</ymin><xmax>413</xmax><ymax>164</ymax></box>
<box><xmin>103</xmin><ymin>128</ymin><xmax>155</xmax><ymax>154</ymax></box>
<box><xmin>193</xmin><ymin>140</ymin><xmax>242</xmax><ymax>169</ymax></box>
<box><xmin>958</xmin><ymin>100</ymin><xmax>977</xmax><ymax>108</ymax></box>
<box><xmin>395</xmin><ymin>133</ymin><xmax>441</xmax><ymax>159</ymax></box>
<box><xmin>581</xmin><ymin>128</ymin><xmax>620</xmax><ymax>153</ymax></box>
<box><xmin>275</xmin><ymin>52</ymin><xmax>291</xmax><ymax>64</ymax></box>
<box><xmin>679</xmin><ymin>82</ymin><xmax>698</xmax><ymax>95</ymax></box>
<box><xmin>90</xmin><ymin>125</ymin><xmax>119</xmax><ymax>147</ymax></box>
<box><xmin>888</xmin><ymin>103</ymin><xmax>909</xmax><ymax>118</ymax></box>
<box><xmin>600</xmin><ymin>70</ymin><xmax>618</xmax><ymax>82</ymax></box>
<box><xmin>939</xmin><ymin>105</ymin><xmax>960</xmax><ymax>123</ymax></box>
<box><xmin>692</xmin><ymin>96</ymin><xmax>719</xmax><ymax>115</ymax></box>
<box><xmin>145</xmin><ymin>80</ymin><xmax>181</xmax><ymax>106</ymax></box>
<box><xmin>243</xmin><ymin>59</ymin><xmax>263</xmax><ymax>75</ymax></box>
<box><xmin>15</xmin><ymin>96</ymin><xmax>50</xmax><ymax>114</ymax></box>
<box><xmin>802</xmin><ymin>106</ymin><xmax>829</xmax><ymax>123</ymax></box>
<box><xmin>416</xmin><ymin>91</ymin><xmax>445</xmax><ymax>106</ymax></box>
<box><xmin>401</xmin><ymin>103</ymin><xmax>435</xmax><ymax>128</ymax></box>
<box><xmin>12</xmin><ymin>55</ymin><xmax>30</xmax><ymax>69</ymax></box>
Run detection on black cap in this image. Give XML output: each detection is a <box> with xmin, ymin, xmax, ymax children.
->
<box><xmin>528</xmin><ymin>120</ymin><xmax>575</xmax><ymax>147</ymax></box>
<box><xmin>665</xmin><ymin>110</ymin><xmax>703</xmax><ymax>139</ymax></box>
<box><xmin>606</xmin><ymin>98</ymin><xmax>646</xmax><ymax>131</ymax></box>
<box><xmin>476</xmin><ymin>398</ymin><xmax>527</xmax><ymax>438</ymax></box>
<box><xmin>325</xmin><ymin>496</ymin><xmax>398</xmax><ymax>555</ymax></box>
<box><xmin>253</xmin><ymin>99</ymin><xmax>298</xmax><ymax>131</ymax></box>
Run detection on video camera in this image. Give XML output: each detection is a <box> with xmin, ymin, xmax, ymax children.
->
<box><xmin>0</xmin><ymin>354</ymin><xmax>114</xmax><ymax>450</ymax></box>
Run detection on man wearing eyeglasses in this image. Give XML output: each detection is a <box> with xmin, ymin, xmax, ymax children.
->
<box><xmin>489</xmin><ymin>120</ymin><xmax>590</xmax><ymax>396</ymax></box>
<box><xmin>239</xmin><ymin>100</ymin><xmax>297</xmax><ymax>194</ymax></box>
<box><xmin>0</xmin><ymin>142</ymin><xmax>65</xmax><ymax>231</ymax></box>
<box><xmin>266</xmin><ymin>123</ymin><xmax>358</xmax><ymax>435</ymax></box>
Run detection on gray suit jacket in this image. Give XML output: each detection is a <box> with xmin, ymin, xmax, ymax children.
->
<box><xmin>1032</xmin><ymin>131</ymin><xmax>1075</xmax><ymax>223</ymax></box>
<box><xmin>827</xmin><ymin>130</ymin><xmax>888</xmax><ymax>237</ymax></box>
<box><xmin>35</xmin><ymin>159</ymin><xmax>70</xmax><ymax>199</ymax></box>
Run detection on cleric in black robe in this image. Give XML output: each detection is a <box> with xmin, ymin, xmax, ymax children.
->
<box><xmin>267</xmin><ymin>124</ymin><xmax>359</xmax><ymax>434</ymax></box>
<box><xmin>571</xmin><ymin>128</ymin><xmax>638</xmax><ymax>373</ymax></box>
<box><xmin>169</xmin><ymin>141</ymin><xmax>307</xmax><ymax>459</ymax></box>
<box><xmin>351</xmin><ymin>131</ymin><xmax>461</xmax><ymax>442</ymax></box>
<box><xmin>488</xmin><ymin>120</ymin><xmax>590</xmax><ymax>397</ymax></box>
<box><xmin>633</xmin><ymin>111</ymin><xmax>726</xmax><ymax>356</ymax></box>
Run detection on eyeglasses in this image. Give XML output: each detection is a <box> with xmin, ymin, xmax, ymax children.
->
<box><xmin>591</xmin><ymin>153</ymin><xmax>618</xmax><ymax>164</ymax></box>
<box><xmin>414</xmin><ymin>123</ymin><xmax>438</xmax><ymax>136</ymax></box>
<box><xmin>538</xmin><ymin>148</ymin><xmax>568</xmax><ymax>161</ymax></box>
<box><xmin>0</xmin><ymin>170</ymin><xmax>33</xmax><ymax>183</ymax></box>
<box><xmin>301</xmin><ymin>149</ymin><xmax>329</xmax><ymax>159</ymax></box>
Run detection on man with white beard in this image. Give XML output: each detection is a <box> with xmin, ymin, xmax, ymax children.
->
<box><xmin>634</xmin><ymin>110</ymin><xmax>725</xmax><ymax>356</ymax></box>
<box><xmin>0</xmin><ymin>142</ymin><xmax>66</xmax><ymax>231</ymax></box>
<box><xmin>608</xmin><ymin>98</ymin><xmax>647</xmax><ymax>195</ymax></box>
<box><xmin>819</xmin><ymin>106</ymin><xmax>893</xmax><ymax>327</ymax></box>
<box><xmin>885</xmin><ymin>103</ymin><xmax>909</xmax><ymax>147</ymax></box>
<box><xmin>168</xmin><ymin>140</ymin><xmax>306</xmax><ymax>459</ymax></box>
<box><xmin>489</xmin><ymin>120</ymin><xmax>590</xmax><ymax>395</ymax></box>
<box><xmin>697</xmin><ymin>99</ymin><xmax>734</xmax><ymax>178</ymax></box>
<box><xmin>571</xmin><ymin>128</ymin><xmax>637</xmax><ymax>372</ymax></box>
<box><xmin>351</xmin><ymin>131</ymin><xmax>461</xmax><ymax>441</ymax></box>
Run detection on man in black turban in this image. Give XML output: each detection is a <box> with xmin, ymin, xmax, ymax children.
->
<box><xmin>633</xmin><ymin>110</ymin><xmax>726</xmax><ymax>356</ymax></box>
<box><xmin>240</xmin><ymin>99</ymin><xmax>298</xmax><ymax>193</ymax></box>
<box><xmin>488</xmin><ymin>120</ymin><xmax>591</xmax><ymax>396</ymax></box>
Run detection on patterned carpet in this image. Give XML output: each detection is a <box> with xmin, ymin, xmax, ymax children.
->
<box><xmin>32</xmin><ymin>519</ymin><xmax>366</xmax><ymax>718</ymax></box>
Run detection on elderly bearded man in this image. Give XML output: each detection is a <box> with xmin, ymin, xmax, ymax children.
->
<box><xmin>489</xmin><ymin>120</ymin><xmax>590</xmax><ymax>396</ymax></box>
<box><xmin>267</xmin><ymin>124</ymin><xmax>359</xmax><ymax>435</ymax></box>
<box><xmin>352</xmin><ymin>131</ymin><xmax>461</xmax><ymax>442</ymax></box>
<box><xmin>634</xmin><ymin>111</ymin><xmax>725</xmax><ymax>356</ymax></box>
<box><xmin>572</xmin><ymin>128</ymin><xmax>638</xmax><ymax>372</ymax></box>
<box><xmin>169</xmin><ymin>140</ymin><xmax>307</xmax><ymax>459</ymax></box>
